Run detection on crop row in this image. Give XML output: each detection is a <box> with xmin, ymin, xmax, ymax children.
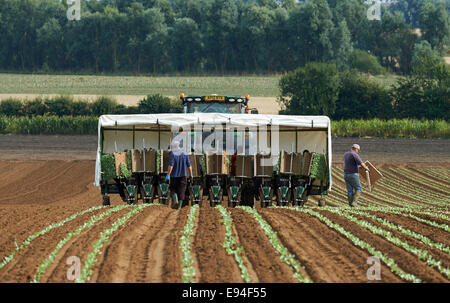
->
<box><xmin>216</xmin><ymin>205</ymin><xmax>252</xmax><ymax>283</ymax></box>
<box><xmin>415</xmin><ymin>169</ymin><xmax>450</xmax><ymax>183</ymax></box>
<box><xmin>180</xmin><ymin>205</ymin><xmax>199</xmax><ymax>283</ymax></box>
<box><xmin>0</xmin><ymin>205</ymin><xmax>104</xmax><ymax>271</ymax></box>
<box><xmin>78</xmin><ymin>204</ymin><xmax>154</xmax><ymax>282</ymax></box>
<box><xmin>275</xmin><ymin>206</ymin><xmax>421</xmax><ymax>282</ymax></box>
<box><xmin>309</xmin><ymin>193</ymin><xmax>449</xmax><ymax>232</ymax></box>
<box><xmin>343</xmin><ymin>208</ymin><xmax>450</xmax><ymax>255</ymax></box>
<box><xmin>333</xmin><ymin>167</ymin><xmax>446</xmax><ymax>208</ymax></box>
<box><xmin>322</xmin><ymin>207</ymin><xmax>450</xmax><ymax>280</ymax></box>
<box><xmin>32</xmin><ymin>204</ymin><xmax>131</xmax><ymax>283</ymax></box>
<box><xmin>374</xmin><ymin>168</ymin><xmax>448</xmax><ymax>204</ymax></box>
<box><xmin>333</xmin><ymin>167</ymin><xmax>448</xmax><ymax>208</ymax></box>
<box><xmin>238</xmin><ymin>206</ymin><xmax>311</xmax><ymax>283</ymax></box>
<box><xmin>387</xmin><ymin>167</ymin><xmax>450</xmax><ymax>198</ymax></box>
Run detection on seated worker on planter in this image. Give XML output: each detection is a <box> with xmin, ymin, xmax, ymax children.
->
<box><xmin>343</xmin><ymin>144</ymin><xmax>369</xmax><ymax>207</ymax></box>
<box><xmin>166</xmin><ymin>141</ymin><xmax>193</xmax><ymax>209</ymax></box>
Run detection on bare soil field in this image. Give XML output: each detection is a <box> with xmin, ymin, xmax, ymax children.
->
<box><xmin>0</xmin><ymin>136</ymin><xmax>448</xmax><ymax>283</ymax></box>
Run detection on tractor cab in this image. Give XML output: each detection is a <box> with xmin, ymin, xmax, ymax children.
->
<box><xmin>180</xmin><ymin>94</ymin><xmax>258</xmax><ymax>114</ymax></box>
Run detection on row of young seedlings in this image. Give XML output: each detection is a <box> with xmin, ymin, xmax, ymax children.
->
<box><xmin>275</xmin><ymin>206</ymin><xmax>421</xmax><ymax>283</ymax></box>
<box><xmin>380</xmin><ymin>168</ymin><xmax>450</xmax><ymax>205</ymax></box>
<box><xmin>78</xmin><ymin>204</ymin><xmax>154</xmax><ymax>282</ymax></box>
<box><xmin>333</xmin><ymin>167</ymin><xmax>443</xmax><ymax>209</ymax></box>
<box><xmin>237</xmin><ymin>206</ymin><xmax>312</xmax><ymax>283</ymax></box>
<box><xmin>338</xmin><ymin>205</ymin><xmax>450</xmax><ymax>232</ymax></box>
<box><xmin>32</xmin><ymin>204</ymin><xmax>132</xmax><ymax>283</ymax></box>
<box><xmin>416</xmin><ymin>168</ymin><xmax>450</xmax><ymax>183</ymax></box>
<box><xmin>216</xmin><ymin>205</ymin><xmax>252</xmax><ymax>283</ymax></box>
<box><xmin>0</xmin><ymin>205</ymin><xmax>104</xmax><ymax>271</ymax></box>
<box><xmin>392</xmin><ymin>167</ymin><xmax>450</xmax><ymax>195</ymax></box>
<box><xmin>180</xmin><ymin>204</ymin><xmax>199</xmax><ymax>283</ymax></box>
<box><xmin>378</xmin><ymin>168</ymin><xmax>450</xmax><ymax>204</ymax></box>
<box><xmin>342</xmin><ymin>208</ymin><xmax>450</xmax><ymax>255</ymax></box>
<box><xmin>322</xmin><ymin>207</ymin><xmax>450</xmax><ymax>280</ymax></box>
<box><xmin>333</xmin><ymin>167</ymin><xmax>446</xmax><ymax>208</ymax></box>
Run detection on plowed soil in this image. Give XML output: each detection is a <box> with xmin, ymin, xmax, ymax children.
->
<box><xmin>0</xmin><ymin>159</ymin><xmax>448</xmax><ymax>283</ymax></box>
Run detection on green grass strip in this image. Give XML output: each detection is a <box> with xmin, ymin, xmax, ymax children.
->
<box><xmin>275</xmin><ymin>206</ymin><xmax>421</xmax><ymax>282</ymax></box>
<box><xmin>0</xmin><ymin>205</ymin><xmax>103</xmax><ymax>270</ymax></box>
<box><xmin>77</xmin><ymin>204</ymin><xmax>156</xmax><ymax>282</ymax></box>
<box><xmin>31</xmin><ymin>205</ymin><xmax>129</xmax><ymax>283</ymax></box>
<box><xmin>323</xmin><ymin>207</ymin><xmax>450</xmax><ymax>280</ymax></box>
<box><xmin>216</xmin><ymin>205</ymin><xmax>252</xmax><ymax>283</ymax></box>
<box><xmin>180</xmin><ymin>205</ymin><xmax>199</xmax><ymax>283</ymax></box>
<box><xmin>237</xmin><ymin>206</ymin><xmax>312</xmax><ymax>283</ymax></box>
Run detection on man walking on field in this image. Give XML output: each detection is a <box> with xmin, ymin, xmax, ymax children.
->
<box><xmin>343</xmin><ymin>144</ymin><xmax>369</xmax><ymax>207</ymax></box>
<box><xmin>166</xmin><ymin>141</ymin><xmax>193</xmax><ymax>209</ymax></box>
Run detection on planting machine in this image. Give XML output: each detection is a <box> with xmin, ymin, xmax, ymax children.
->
<box><xmin>95</xmin><ymin>95</ymin><xmax>332</xmax><ymax>207</ymax></box>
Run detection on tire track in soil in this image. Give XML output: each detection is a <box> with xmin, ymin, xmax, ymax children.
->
<box><xmin>316</xmin><ymin>209</ymin><xmax>449</xmax><ymax>282</ymax></box>
<box><xmin>93</xmin><ymin>205</ymin><xmax>173</xmax><ymax>282</ymax></box>
<box><xmin>42</xmin><ymin>208</ymin><xmax>132</xmax><ymax>282</ymax></box>
<box><xmin>229</xmin><ymin>208</ymin><xmax>298</xmax><ymax>283</ymax></box>
<box><xmin>193</xmin><ymin>207</ymin><xmax>243</xmax><ymax>283</ymax></box>
<box><xmin>0</xmin><ymin>207</ymin><xmax>107</xmax><ymax>282</ymax></box>
<box><xmin>349</xmin><ymin>213</ymin><xmax>450</xmax><ymax>269</ymax></box>
<box><xmin>260</xmin><ymin>209</ymin><xmax>401</xmax><ymax>283</ymax></box>
<box><xmin>367</xmin><ymin>211</ymin><xmax>450</xmax><ymax>246</ymax></box>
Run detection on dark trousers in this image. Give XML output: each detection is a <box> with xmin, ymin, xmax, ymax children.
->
<box><xmin>169</xmin><ymin>176</ymin><xmax>187</xmax><ymax>201</ymax></box>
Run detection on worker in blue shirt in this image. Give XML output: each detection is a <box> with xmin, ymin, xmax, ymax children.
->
<box><xmin>343</xmin><ymin>144</ymin><xmax>369</xmax><ymax>207</ymax></box>
<box><xmin>166</xmin><ymin>141</ymin><xmax>193</xmax><ymax>209</ymax></box>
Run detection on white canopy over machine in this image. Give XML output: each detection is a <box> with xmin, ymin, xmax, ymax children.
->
<box><xmin>95</xmin><ymin>113</ymin><xmax>332</xmax><ymax>189</ymax></box>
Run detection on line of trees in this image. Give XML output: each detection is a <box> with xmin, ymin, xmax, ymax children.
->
<box><xmin>0</xmin><ymin>0</ymin><xmax>448</xmax><ymax>74</ymax></box>
<box><xmin>279</xmin><ymin>58</ymin><xmax>450</xmax><ymax>120</ymax></box>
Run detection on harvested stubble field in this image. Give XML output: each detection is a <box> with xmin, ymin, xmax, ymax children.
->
<box><xmin>0</xmin><ymin>156</ymin><xmax>448</xmax><ymax>283</ymax></box>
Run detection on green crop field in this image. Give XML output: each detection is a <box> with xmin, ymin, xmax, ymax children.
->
<box><xmin>0</xmin><ymin>74</ymin><xmax>280</xmax><ymax>97</ymax></box>
<box><xmin>0</xmin><ymin>73</ymin><xmax>402</xmax><ymax>97</ymax></box>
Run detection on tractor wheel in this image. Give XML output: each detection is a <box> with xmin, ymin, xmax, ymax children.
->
<box><xmin>102</xmin><ymin>195</ymin><xmax>110</xmax><ymax>206</ymax></box>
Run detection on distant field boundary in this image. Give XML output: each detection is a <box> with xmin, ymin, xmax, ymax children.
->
<box><xmin>0</xmin><ymin>116</ymin><xmax>448</xmax><ymax>138</ymax></box>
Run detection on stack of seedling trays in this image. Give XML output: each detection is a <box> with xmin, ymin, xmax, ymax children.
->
<box><xmin>205</xmin><ymin>152</ymin><xmax>228</xmax><ymax>206</ymax></box>
<box><xmin>228</xmin><ymin>154</ymin><xmax>254</xmax><ymax>207</ymax></box>
<box><xmin>276</xmin><ymin>150</ymin><xmax>302</xmax><ymax>206</ymax></box>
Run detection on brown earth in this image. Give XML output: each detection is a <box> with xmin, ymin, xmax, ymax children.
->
<box><xmin>0</xmin><ymin>157</ymin><xmax>448</xmax><ymax>282</ymax></box>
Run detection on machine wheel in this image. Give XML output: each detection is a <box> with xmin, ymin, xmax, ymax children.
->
<box><xmin>298</xmin><ymin>192</ymin><xmax>309</xmax><ymax>207</ymax></box>
<box><xmin>318</xmin><ymin>198</ymin><xmax>326</xmax><ymax>207</ymax></box>
<box><xmin>102</xmin><ymin>195</ymin><xmax>110</xmax><ymax>206</ymax></box>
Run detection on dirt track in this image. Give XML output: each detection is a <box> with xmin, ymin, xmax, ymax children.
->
<box><xmin>1</xmin><ymin>135</ymin><xmax>450</xmax><ymax>164</ymax></box>
<box><xmin>0</xmin><ymin>158</ymin><xmax>448</xmax><ymax>282</ymax></box>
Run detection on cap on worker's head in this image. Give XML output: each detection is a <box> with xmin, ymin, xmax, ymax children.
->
<box><xmin>352</xmin><ymin>144</ymin><xmax>360</xmax><ymax>150</ymax></box>
<box><xmin>172</xmin><ymin>140</ymin><xmax>180</xmax><ymax>149</ymax></box>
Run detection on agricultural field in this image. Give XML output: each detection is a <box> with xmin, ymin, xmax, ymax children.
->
<box><xmin>0</xmin><ymin>73</ymin><xmax>401</xmax><ymax>98</ymax></box>
<box><xmin>0</xmin><ymin>158</ymin><xmax>448</xmax><ymax>283</ymax></box>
